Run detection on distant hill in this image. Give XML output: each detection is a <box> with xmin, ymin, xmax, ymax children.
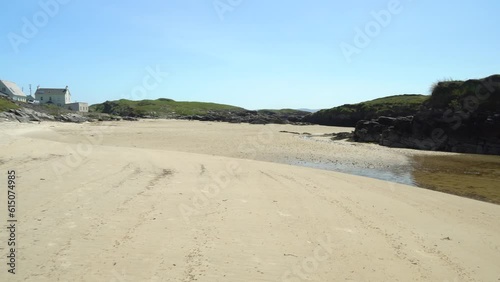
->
<box><xmin>90</xmin><ymin>98</ymin><xmax>246</xmax><ymax>117</ymax></box>
<box><xmin>89</xmin><ymin>99</ymin><xmax>310</xmax><ymax>124</ymax></box>
<box><xmin>302</xmin><ymin>94</ymin><xmax>429</xmax><ymax>127</ymax></box>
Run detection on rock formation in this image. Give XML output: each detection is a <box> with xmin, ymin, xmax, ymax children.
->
<box><xmin>353</xmin><ymin>75</ymin><xmax>500</xmax><ymax>155</ymax></box>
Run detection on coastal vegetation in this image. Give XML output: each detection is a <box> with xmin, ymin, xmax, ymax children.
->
<box><xmin>90</xmin><ymin>98</ymin><xmax>247</xmax><ymax>117</ymax></box>
<box><xmin>353</xmin><ymin>75</ymin><xmax>500</xmax><ymax>155</ymax></box>
<box><xmin>89</xmin><ymin>99</ymin><xmax>310</xmax><ymax>124</ymax></box>
<box><xmin>0</xmin><ymin>96</ymin><xmax>19</xmax><ymax>111</ymax></box>
<box><xmin>302</xmin><ymin>94</ymin><xmax>429</xmax><ymax>126</ymax></box>
<box><xmin>427</xmin><ymin>76</ymin><xmax>500</xmax><ymax>111</ymax></box>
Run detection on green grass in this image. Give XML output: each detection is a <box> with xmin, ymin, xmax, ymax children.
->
<box><xmin>40</xmin><ymin>104</ymin><xmax>71</xmax><ymax>116</ymax></box>
<box><xmin>0</xmin><ymin>97</ymin><xmax>19</xmax><ymax>112</ymax></box>
<box><xmin>90</xmin><ymin>98</ymin><xmax>247</xmax><ymax>117</ymax></box>
<box><xmin>359</xmin><ymin>94</ymin><xmax>429</xmax><ymax>116</ymax></box>
<box><xmin>362</xmin><ymin>94</ymin><xmax>429</xmax><ymax>106</ymax></box>
<box><xmin>427</xmin><ymin>75</ymin><xmax>500</xmax><ymax>111</ymax></box>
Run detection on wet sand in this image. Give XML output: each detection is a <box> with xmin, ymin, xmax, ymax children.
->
<box><xmin>288</xmin><ymin>133</ymin><xmax>500</xmax><ymax>205</ymax></box>
<box><xmin>412</xmin><ymin>154</ymin><xmax>500</xmax><ymax>204</ymax></box>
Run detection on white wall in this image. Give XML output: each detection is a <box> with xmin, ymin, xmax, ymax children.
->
<box><xmin>38</xmin><ymin>93</ymin><xmax>70</xmax><ymax>106</ymax></box>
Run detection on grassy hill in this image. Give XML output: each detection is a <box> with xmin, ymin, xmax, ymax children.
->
<box><xmin>90</xmin><ymin>98</ymin><xmax>247</xmax><ymax>117</ymax></box>
<box><xmin>89</xmin><ymin>99</ymin><xmax>311</xmax><ymax>124</ymax></box>
<box><xmin>303</xmin><ymin>94</ymin><xmax>429</xmax><ymax>127</ymax></box>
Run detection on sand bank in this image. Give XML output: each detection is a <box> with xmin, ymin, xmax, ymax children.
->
<box><xmin>0</xmin><ymin>120</ymin><xmax>499</xmax><ymax>281</ymax></box>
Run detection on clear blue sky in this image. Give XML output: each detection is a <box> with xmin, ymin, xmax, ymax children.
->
<box><xmin>1</xmin><ymin>0</ymin><xmax>499</xmax><ymax>109</ymax></box>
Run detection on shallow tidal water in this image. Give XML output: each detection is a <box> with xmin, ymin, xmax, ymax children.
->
<box><xmin>290</xmin><ymin>159</ymin><xmax>416</xmax><ymax>186</ymax></box>
<box><xmin>289</xmin><ymin>153</ymin><xmax>500</xmax><ymax>205</ymax></box>
<box><xmin>411</xmin><ymin>154</ymin><xmax>500</xmax><ymax>204</ymax></box>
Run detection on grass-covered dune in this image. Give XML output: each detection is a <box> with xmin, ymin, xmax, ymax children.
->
<box><xmin>302</xmin><ymin>94</ymin><xmax>429</xmax><ymax>127</ymax></box>
<box><xmin>90</xmin><ymin>98</ymin><xmax>247</xmax><ymax>117</ymax></box>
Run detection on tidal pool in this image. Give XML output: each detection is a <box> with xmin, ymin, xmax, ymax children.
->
<box><xmin>289</xmin><ymin>153</ymin><xmax>500</xmax><ymax>204</ymax></box>
<box><xmin>411</xmin><ymin>154</ymin><xmax>500</xmax><ymax>204</ymax></box>
<box><xmin>289</xmin><ymin>159</ymin><xmax>416</xmax><ymax>186</ymax></box>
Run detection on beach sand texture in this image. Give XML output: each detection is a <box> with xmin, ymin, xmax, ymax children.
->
<box><xmin>0</xmin><ymin>120</ymin><xmax>499</xmax><ymax>281</ymax></box>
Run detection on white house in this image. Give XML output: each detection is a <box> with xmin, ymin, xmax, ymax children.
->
<box><xmin>67</xmin><ymin>102</ymin><xmax>89</xmax><ymax>112</ymax></box>
<box><xmin>0</xmin><ymin>80</ymin><xmax>27</xmax><ymax>102</ymax></box>
<box><xmin>34</xmin><ymin>86</ymin><xmax>72</xmax><ymax>107</ymax></box>
<box><xmin>34</xmin><ymin>86</ymin><xmax>88</xmax><ymax>112</ymax></box>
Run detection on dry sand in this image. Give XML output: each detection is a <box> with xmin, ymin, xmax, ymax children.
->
<box><xmin>0</xmin><ymin>120</ymin><xmax>499</xmax><ymax>281</ymax></box>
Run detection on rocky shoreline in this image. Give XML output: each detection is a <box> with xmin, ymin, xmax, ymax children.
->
<box><xmin>352</xmin><ymin>75</ymin><xmax>500</xmax><ymax>155</ymax></box>
<box><xmin>180</xmin><ymin>109</ymin><xmax>309</xmax><ymax>124</ymax></box>
<box><xmin>0</xmin><ymin>107</ymin><xmax>309</xmax><ymax>125</ymax></box>
<box><xmin>353</xmin><ymin>115</ymin><xmax>500</xmax><ymax>155</ymax></box>
<box><xmin>0</xmin><ymin>108</ymin><xmax>87</xmax><ymax>123</ymax></box>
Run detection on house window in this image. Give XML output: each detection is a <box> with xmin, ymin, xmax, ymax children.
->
<box><xmin>40</xmin><ymin>97</ymin><xmax>43</xmax><ymax>101</ymax></box>
<box><xmin>1</xmin><ymin>87</ymin><xmax>5</xmax><ymax>92</ymax></box>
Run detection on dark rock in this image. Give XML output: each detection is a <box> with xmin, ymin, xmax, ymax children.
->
<box><xmin>1</xmin><ymin>108</ymin><xmax>56</xmax><ymax>123</ymax></box>
<box><xmin>250</xmin><ymin>118</ymin><xmax>270</xmax><ymax>125</ymax></box>
<box><xmin>182</xmin><ymin>110</ymin><xmax>307</xmax><ymax>125</ymax></box>
<box><xmin>393</xmin><ymin>116</ymin><xmax>413</xmax><ymax>134</ymax></box>
<box><xmin>377</xmin><ymin>116</ymin><xmax>396</xmax><ymax>126</ymax></box>
<box><xmin>353</xmin><ymin>120</ymin><xmax>385</xmax><ymax>143</ymax></box>
<box><xmin>353</xmin><ymin>74</ymin><xmax>500</xmax><ymax>155</ymax></box>
<box><xmin>57</xmin><ymin>113</ymin><xmax>88</xmax><ymax>123</ymax></box>
<box><xmin>302</xmin><ymin>94</ymin><xmax>427</xmax><ymax>126</ymax></box>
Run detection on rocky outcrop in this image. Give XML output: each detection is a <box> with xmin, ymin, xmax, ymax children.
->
<box><xmin>354</xmin><ymin>114</ymin><xmax>500</xmax><ymax>155</ymax></box>
<box><xmin>302</xmin><ymin>94</ymin><xmax>428</xmax><ymax>127</ymax></box>
<box><xmin>56</xmin><ymin>113</ymin><xmax>89</xmax><ymax>123</ymax></box>
<box><xmin>0</xmin><ymin>108</ymin><xmax>55</xmax><ymax>122</ymax></box>
<box><xmin>353</xmin><ymin>74</ymin><xmax>500</xmax><ymax>155</ymax></box>
<box><xmin>182</xmin><ymin>110</ymin><xmax>309</xmax><ymax>125</ymax></box>
<box><xmin>353</xmin><ymin>119</ymin><xmax>387</xmax><ymax>143</ymax></box>
<box><xmin>354</xmin><ymin>116</ymin><xmax>424</xmax><ymax>148</ymax></box>
<box><xmin>0</xmin><ymin>108</ymin><xmax>90</xmax><ymax>123</ymax></box>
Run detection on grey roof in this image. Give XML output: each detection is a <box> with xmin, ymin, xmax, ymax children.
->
<box><xmin>0</xmin><ymin>80</ymin><xmax>26</xmax><ymax>97</ymax></box>
<box><xmin>35</xmin><ymin>88</ymin><xmax>70</xmax><ymax>96</ymax></box>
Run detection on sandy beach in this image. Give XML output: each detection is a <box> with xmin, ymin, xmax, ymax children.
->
<box><xmin>0</xmin><ymin>120</ymin><xmax>499</xmax><ymax>281</ymax></box>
